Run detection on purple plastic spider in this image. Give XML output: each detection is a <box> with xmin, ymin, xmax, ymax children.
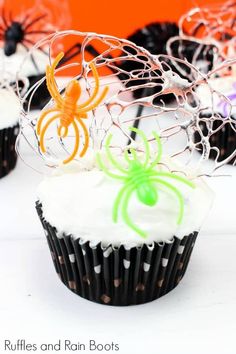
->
<box><xmin>218</xmin><ymin>82</ymin><xmax>236</xmax><ymax>117</ymax></box>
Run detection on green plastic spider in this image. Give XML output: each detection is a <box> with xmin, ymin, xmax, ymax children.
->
<box><xmin>96</xmin><ymin>127</ymin><xmax>195</xmax><ymax>238</ymax></box>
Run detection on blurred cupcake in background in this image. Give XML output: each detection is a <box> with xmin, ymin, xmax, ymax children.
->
<box><xmin>0</xmin><ymin>72</ymin><xmax>22</xmax><ymax>178</ymax></box>
<box><xmin>177</xmin><ymin>0</ymin><xmax>236</xmax><ymax>64</ymax></box>
<box><xmin>172</xmin><ymin>0</ymin><xmax>236</xmax><ymax>164</ymax></box>
<box><xmin>167</xmin><ymin>0</ymin><xmax>236</xmax><ymax>74</ymax></box>
<box><xmin>0</xmin><ymin>0</ymin><xmax>72</xmax><ymax>109</ymax></box>
<box><xmin>195</xmin><ymin>64</ymin><xmax>236</xmax><ymax>165</ymax></box>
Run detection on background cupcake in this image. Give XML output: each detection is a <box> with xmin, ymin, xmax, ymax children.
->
<box><xmin>195</xmin><ymin>71</ymin><xmax>236</xmax><ymax>164</ymax></box>
<box><xmin>165</xmin><ymin>1</ymin><xmax>236</xmax><ymax>165</ymax></box>
<box><xmin>0</xmin><ymin>84</ymin><xmax>21</xmax><ymax>178</ymax></box>
<box><xmin>18</xmin><ymin>31</ymin><xmax>234</xmax><ymax>306</ymax></box>
<box><xmin>0</xmin><ymin>0</ymin><xmax>71</xmax><ymax>110</ymax></box>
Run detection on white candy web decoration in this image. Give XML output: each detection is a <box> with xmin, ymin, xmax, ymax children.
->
<box><xmin>167</xmin><ymin>0</ymin><xmax>236</xmax><ymax>70</ymax></box>
<box><xmin>16</xmin><ymin>30</ymin><xmax>236</xmax><ymax>175</ymax></box>
<box><xmin>179</xmin><ymin>0</ymin><xmax>236</xmax><ymax>55</ymax></box>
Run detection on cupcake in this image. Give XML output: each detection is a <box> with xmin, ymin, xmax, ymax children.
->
<box><xmin>0</xmin><ymin>86</ymin><xmax>20</xmax><ymax>178</ymax></box>
<box><xmin>36</xmin><ymin>140</ymin><xmax>213</xmax><ymax>305</ymax></box>
<box><xmin>19</xmin><ymin>31</ymin><xmax>229</xmax><ymax>306</ymax></box>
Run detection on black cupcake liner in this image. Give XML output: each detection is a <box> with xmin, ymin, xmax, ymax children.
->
<box><xmin>0</xmin><ymin>124</ymin><xmax>19</xmax><ymax>178</ymax></box>
<box><xmin>36</xmin><ymin>202</ymin><xmax>198</xmax><ymax>306</ymax></box>
<box><xmin>195</xmin><ymin>115</ymin><xmax>236</xmax><ymax>165</ymax></box>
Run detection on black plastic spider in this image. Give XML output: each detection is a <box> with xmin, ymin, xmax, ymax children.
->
<box><xmin>0</xmin><ymin>9</ymin><xmax>51</xmax><ymax>57</ymax></box>
<box><xmin>0</xmin><ymin>10</ymin><xmax>91</xmax><ymax>110</ymax></box>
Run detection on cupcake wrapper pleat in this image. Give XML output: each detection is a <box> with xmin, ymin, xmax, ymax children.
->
<box><xmin>36</xmin><ymin>202</ymin><xmax>198</xmax><ymax>306</ymax></box>
<box><xmin>0</xmin><ymin>125</ymin><xmax>19</xmax><ymax>178</ymax></box>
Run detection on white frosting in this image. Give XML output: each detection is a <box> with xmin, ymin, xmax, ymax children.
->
<box><xmin>197</xmin><ymin>76</ymin><xmax>236</xmax><ymax>116</ymax></box>
<box><xmin>163</xmin><ymin>70</ymin><xmax>191</xmax><ymax>90</ymax></box>
<box><xmin>37</xmin><ymin>154</ymin><xmax>214</xmax><ymax>246</ymax></box>
<box><xmin>0</xmin><ymin>89</ymin><xmax>21</xmax><ymax>129</ymax></box>
<box><xmin>0</xmin><ymin>44</ymin><xmax>48</xmax><ymax>77</ymax></box>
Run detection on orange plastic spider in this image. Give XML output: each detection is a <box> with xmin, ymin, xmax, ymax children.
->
<box><xmin>36</xmin><ymin>52</ymin><xmax>109</xmax><ymax>164</ymax></box>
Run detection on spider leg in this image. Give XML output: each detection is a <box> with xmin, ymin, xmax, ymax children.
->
<box><xmin>113</xmin><ymin>182</ymin><xmax>133</xmax><ymax>222</ymax></box>
<box><xmin>47</xmin><ymin>70</ymin><xmax>63</xmax><ymax>105</ymax></box>
<box><xmin>148</xmin><ymin>132</ymin><xmax>163</xmax><ymax>169</ymax></box>
<box><xmin>24</xmin><ymin>14</ymin><xmax>47</xmax><ymax>31</ymax></box>
<box><xmin>96</xmin><ymin>153</ymin><xmax>125</xmax><ymax>181</ymax></box>
<box><xmin>23</xmin><ymin>38</ymin><xmax>48</xmax><ymax>56</ymax></box>
<box><xmin>149</xmin><ymin>178</ymin><xmax>185</xmax><ymax>224</ymax></box>
<box><xmin>22</xmin><ymin>43</ymin><xmax>40</xmax><ymax>72</ymax></box>
<box><xmin>23</xmin><ymin>38</ymin><xmax>49</xmax><ymax>60</ymax></box>
<box><xmin>39</xmin><ymin>114</ymin><xmax>62</xmax><ymax>153</ymax></box>
<box><xmin>22</xmin><ymin>12</ymin><xmax>31</xmax><ymax>26</ymax></box>
<box><xmin>21</xmin><ymin>42</ymin><xmax>29</xmax><ymax>51</ymax></box>
<box><xmin>9</xmin><ymin>11</ymin><xmax>13</xmax><ymax>23</ymax></box>
<box><xmin>226</xmin><ymin>93</ymin><xmax>236</xmax><ymax>101</ymax></box>
<box><xmin>62</xmin><ymin>120</ymin><xmax>80</xmax><ymax>164</ymax></box>
<box><xmin>75</xmin><ymin>116</ymin><xmax>89</xmax><ymax>157</ymax></box>
<box><xmin>76</xmin><ymin>62</ymin><xmax>108</xmax><ymax>113</ymax></box>
<box><xmin>220</xmin><ymin>102</ymin><xmax>229</xmax><ymax>117</ymax></box>
<box><xmin>25</xmin><ymin>30</ymin><xmax>52</xmax><ymax>35</ymax></box>
<box><xmin>104</xmin><ymin>134</ymin><xmax>127</xmax><ymax>173</ymax></box>
<box><xmin>58</xmin><ymin>124</ymin><xmax>68</xmax><ymax>139</ymax></box>
<box><xmin>46</xmin><ymin>67</ymin><xmax>63</xmax><ymax>104</ymax></box>
<box><xmin>78</xmin><ymin>85</ymin><xmax>109</xmax><ymax>114</ymax></box>
<box><xmin>76</xmin><ymin>62</ymin><xmax>100</xmax><ymax>109</ymax></box>
<box><xmin>129</xmin><ymin>127</ymin><xmax>150</xmax><ymax>166</ymax></box>
<box><xmin>45</xmin><ymin>53</ymin><xmax>65</xmax><ymax>106</ymax></box>
<box><xmin>121</xmin><ymin>186</ymin><xmax>147</xmax><ymax>238</ymax></box>
<box><xmin>37</xmin><ymin>108</ymin><xmax>59</xmax><ymax>135</ymax></box>
<box><xmin>124</xmin><ymin>148</ymin><xmax>138</xmax><ymax>164</ymax></box>
<box><xmin>22</xmin><ymin>38</ymin><xmax>36</xmax><ymax>46</ymax></box>
<box><xmin>2</xmin><ymin>8</ymin><xmax>9</xmax><ymax>28</ymax></box>
<box><xmin>48</xmin><ymin>52</ymin><xmax>64</xmax><ymax>88</ymax></box>
<box><xmin>76</xmin><ymin>112</ymin><xmax>87</xmax><ymax>118</ymax></box>
<box><xmin>150</xmin><ymin>171</ymin><xmax>195</xmax><ymax>189</ymax></box>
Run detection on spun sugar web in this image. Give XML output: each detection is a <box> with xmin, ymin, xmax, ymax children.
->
<box><xmin>167</xmin><ymin>0</ymin><xmax>236</xmax><ymax>70</ymax></box>
<box><xmin>16</xmin><ymin>30</ymin><xmax>236</xmax><ymax>175</ymax></box>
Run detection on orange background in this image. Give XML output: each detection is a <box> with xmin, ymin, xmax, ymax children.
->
<box><xmin>4</xmin><ymin>0</ymin><xmax>224</xmax><ymax>39</ymax></box>
<box><xmin>68</xmin><ymin>0</ymin><xmax>221</xmax><ymax>38</ymax></box>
